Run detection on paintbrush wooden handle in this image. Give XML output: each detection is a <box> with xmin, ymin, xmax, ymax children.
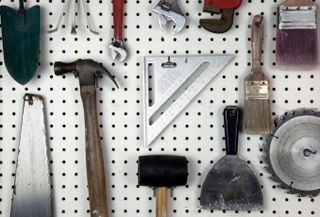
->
<box><xmin>284</xmin><ymin>0</ymin><xmax>314</xmax><ymax>7</ymax></box>
<box><xmin>80</xmin><ymin>85</ymin><xmax>109</xmax><ymax>217</ymax></box>
<box><xmin>156</xmin><ymin>187</ymin><xmax>168</xmax><ymax>217</ymax></box>
<box><xmin>251</xmin><ymin>15</ymin><xmax>264</xmax><ymax>74</ymax></box>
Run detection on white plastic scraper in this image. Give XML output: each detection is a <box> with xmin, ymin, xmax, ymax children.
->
<box><xmin>143</xmin><ymin>54</ymin><xmax>234</xmax><ymax>147</ymax></box>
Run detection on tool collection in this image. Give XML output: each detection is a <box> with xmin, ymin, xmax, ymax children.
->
<box><xmin>1</xmin><ymin>0</ymin><xmax>320</xmax><ymax>216</ymax></box>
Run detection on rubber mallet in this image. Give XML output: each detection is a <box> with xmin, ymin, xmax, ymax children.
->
<box><xmin>138</xmin><ymin>155</ymin><xmax>188</xmax><ymax>217</ymax></box>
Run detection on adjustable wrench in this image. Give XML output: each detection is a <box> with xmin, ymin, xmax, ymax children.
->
<box><xmin>153</xmin><ymin>0</ymin><xmax>185</xmax><ymax>34</ymax></box>
<box><xmin>109</xmin><ymin>0</ymin><xmax>128</xmax><ymax>62</ymax></box>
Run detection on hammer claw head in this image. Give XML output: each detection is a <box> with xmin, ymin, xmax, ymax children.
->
<box><xmin>54</xmin><ymin>59</ymin><xmax>119</xmax><ymax>88</ymax></box>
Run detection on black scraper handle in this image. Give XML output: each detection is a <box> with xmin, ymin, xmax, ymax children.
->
<box><xmin>224</xmin><ymin>106</ymin><xmax>241</xmax><ymax>155</ymax></box>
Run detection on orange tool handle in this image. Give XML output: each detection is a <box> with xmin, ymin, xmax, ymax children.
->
<box><xmin>205</xmin><ymin>0</ymin><xmax>242</xmax><ymax>9</ymax></box>
<box><xmin>113</xmin><ymin>0</ymin><xmax>124</xmax><ymax>40</ymax></box>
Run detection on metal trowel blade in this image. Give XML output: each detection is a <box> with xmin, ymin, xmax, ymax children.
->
<box><xmin>200</xmin><ymin>155</ymin><xmax>263</xmax><ymax>211</ymax></box>
<box><xmin>10</xmin><ymin>94</ymin><xmax>52</xmax><ymax>217</ymax></box>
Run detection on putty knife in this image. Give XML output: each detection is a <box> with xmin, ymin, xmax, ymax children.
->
<box><xmin>143</xmin><ymin>55</ymin><xmax>234</xmax><ymax>146</ymax></box>
<box><xmin>11</xmin><ymin>94</ymin><xmax>52</xmax><ymax>217</ymax></box>
<box><xmin>200</xmin><ymin>106</ymin><xmax>263</xmax><ymax>211</ymax></box>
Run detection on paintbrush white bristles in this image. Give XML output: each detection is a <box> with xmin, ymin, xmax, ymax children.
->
<box><xmin>245</xmin><ymin>99</ymin><xmax>272</xmax><ymax>134</ymax></box>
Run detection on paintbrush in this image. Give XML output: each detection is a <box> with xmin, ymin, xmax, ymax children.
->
<box><xmin>276</xmin><ymin>0</ymin><xmax>318</xmax><ymax>69</ymax></box>
<box><xmin>244</xmin><ymin>15</ymin><xmax>272</xmax><ymax>135</ymax></box>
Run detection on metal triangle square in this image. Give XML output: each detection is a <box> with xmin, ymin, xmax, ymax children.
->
<box><xmin>143</xmin><ymin>54</ymin><xmax>234</xmax><ymax>146</ymax></box>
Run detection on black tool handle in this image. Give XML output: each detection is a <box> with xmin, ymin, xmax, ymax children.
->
<box><xmin>224</xmin><ymin>106</ymin><xmax>241</xmax><ymax>155</ymax></box>
<box><xmin>54</xmin><ymin>61</ymin><xmax>77</xmax><ymax>76</ymax></box>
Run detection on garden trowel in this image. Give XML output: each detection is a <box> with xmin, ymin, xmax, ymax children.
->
<box><xmin>11</xmin><ymin>94</ymin><xmax>52</xmax><ymax>217</ymax></box>
<box><xmin>0</xmin><ymin>0</ymin><xmax>40</xmax><ymax>85</ymax></box>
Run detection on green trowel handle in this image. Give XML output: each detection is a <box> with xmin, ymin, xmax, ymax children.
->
<box><xmin>223</xmin><ymin>106</ymin><xmax>241</xmax><ymax>155</ymax></box>
<box><xmin>19</xmin><ymin>0</ymin><xmax>24</xmax><ymax>9</ymax></box>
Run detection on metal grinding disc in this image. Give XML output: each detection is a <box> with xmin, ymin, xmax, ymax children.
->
<box><xmin>264</xmin><ymin>109</ymin><xmax>320</xmax><ymax>196</ymax></box>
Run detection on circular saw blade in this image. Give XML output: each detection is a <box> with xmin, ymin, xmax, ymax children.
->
<box><xmin>264</xmin><ymin>109</ymin><xmax>320</xmax><ymax>196</ymax></box>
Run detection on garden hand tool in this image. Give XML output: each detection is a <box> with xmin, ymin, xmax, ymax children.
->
<box><xmin>138</xmin><ymin>155</ymin><xmax>188</xmax><ymax>217</ymax></box>
<box><xmin>47</xmin><ymin>0</ymin><xmax>71</xmax><ymax>33</ymax></box>
<box><xmin>48</xmin><ymin>0</ymin><xmax>99</xmax><ymax>35</ymax></box>
<box><xmin>200</xmin><ymin>106</ymin><xmax>263</xmax><ymax>210</ymax></box>
<box><xmin>152</xmin><ymin>0</ymin><xmax>185</xmax><ymax>34</ymax></box>
<box><xmin>109</xmin><ymin>0</ymin><xmax>128</xmax><ymax>62</ymax></box>
<box><xmin>265</xmin><ymin>109</ymin><xmax>320</xmax><ymax>196</ymax></box>
<box><xmin>0</xmin><ymin>0</ymin><xmax>40</xmax><ymax>85</ymax></box>
<box><xmin>11</xmin><ymin>94</ymin><xmax>52</xmax><ymax>217</ymax></box>
<box><xmin>54</xmin><ymin>59</ymin><xmax>118</xmax><ymax>217</ymax></box>
<box><xmin>200</xmin><ymin>0</ymin><xmax>242</xmax><ymax>33</ymax></box>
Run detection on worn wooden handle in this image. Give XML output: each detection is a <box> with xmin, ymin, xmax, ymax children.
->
<box><xmin>80</xmin><ymin>85</ymin><xmax>109</xmax><ymax>217</ymax></box>
<box><xmin>284</xmin><ymin>0</ymin><xmax>313</xmax><ymax>7</ymax></box>
<box><xmin>251</xmin><ymin>15</ymin><xmax>263</xmax><ymax>74</ymax></box>
<box><xmin>156</xmin><ymin>187</ymin><xmax>168</xmax><ymax>217</ymax></box>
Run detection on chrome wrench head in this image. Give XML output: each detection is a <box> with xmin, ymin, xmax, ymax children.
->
<box><xmin>109</xmin><ymin>39</ymin><xmax>128</xmax><ymax>62</ymax></box>
<box><xmin>153</xmin><ymin>0</ymin><xmax>185</xmax><ymax>34</ymax></box>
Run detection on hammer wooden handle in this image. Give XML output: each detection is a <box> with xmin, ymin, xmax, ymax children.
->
<box><xmin>156</xmin><ymin>187</ymin><xmax>168</xmax><ymax>217</ymax></box>
<box><xmin>80</xmin><ymin>85</ymin><xmax>109</xmax><ymax>217</ymax></box>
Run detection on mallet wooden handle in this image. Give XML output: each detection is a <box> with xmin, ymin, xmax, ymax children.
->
<box><xmin>80</xmin><ymin>85</ymin><xmax>109</xmax><ymax>217</ymax></box>
<box><xmin>156</xmin><ymin>187</ymin><xmax>168</xmax><ymax>217</ymax></box>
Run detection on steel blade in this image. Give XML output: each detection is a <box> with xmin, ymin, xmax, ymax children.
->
<box><xmin>11</xmin><ymin>94</ymin><xmax>52</xmax><ymax>217</ymax></box>
<box><xmin>264</xmin><ymin>109</ymin><xmax>320</xmax><ymax>196</ymax></box>
<box><xmin>200</xmin><ymin>156</ymin><xmax>263</xmax><ymax>211</ymax></box>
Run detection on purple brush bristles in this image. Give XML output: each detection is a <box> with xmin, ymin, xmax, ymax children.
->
<box><xmin>276</xmin><ymin>29</ymin><xmax>318</xmax><ymax>69</ymax></box>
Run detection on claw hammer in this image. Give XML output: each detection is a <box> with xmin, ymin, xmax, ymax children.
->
<box><xmin>54</xmin><ymin>59</ymin><xmax>118</xmax><ymax>217</ymax></box>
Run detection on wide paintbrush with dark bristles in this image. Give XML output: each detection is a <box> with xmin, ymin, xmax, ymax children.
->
<box><xmin>276</xmin><ymin>0</ymin><xmax>318</xmax><ymax>69</ymax></box>
<box><xmin>244</xmin><ymin>15</ymin><xmax>272</xmax><ymax>135</ymax></box>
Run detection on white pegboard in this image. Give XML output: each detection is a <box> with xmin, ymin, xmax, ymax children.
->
<box><xmin>0</xmin><ymin>0</ymin><xmax>320</xmax><ymax>216</ymax></box>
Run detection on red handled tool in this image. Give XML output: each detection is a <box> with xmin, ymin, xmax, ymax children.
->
<box><xmin>200</xmin><ymin>0</ymin><xmax>242</xmax><ymax>33</ymax></box>
<box><xmin>109</xmin><ymin>0</ymin><xmax>128</xmax><ymax>62</ymax></box>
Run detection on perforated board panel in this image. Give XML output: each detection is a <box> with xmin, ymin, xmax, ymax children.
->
<box><xmin>0</xmin><ymin>0</ymin><xmax>319</xmax><ymax>216</ymax></box>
